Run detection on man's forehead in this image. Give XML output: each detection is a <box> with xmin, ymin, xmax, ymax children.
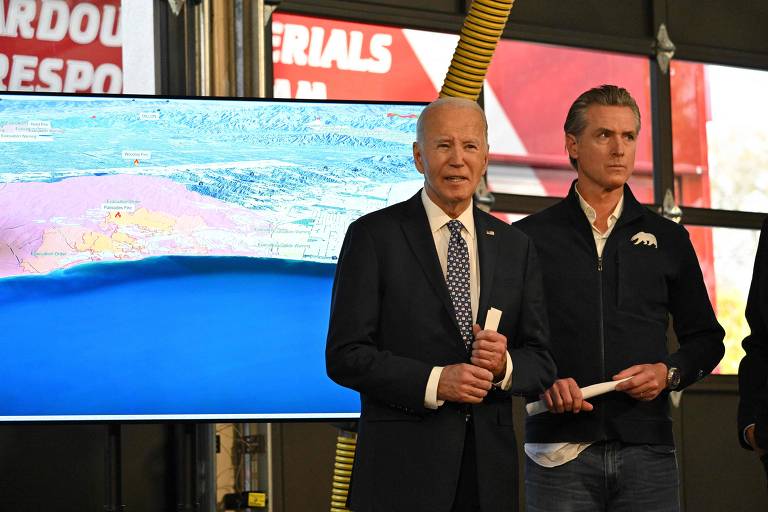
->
<box><xmin>585</xmin><ymin>105</ymin><xmax>637</xmax><ymax>131</ymax></box>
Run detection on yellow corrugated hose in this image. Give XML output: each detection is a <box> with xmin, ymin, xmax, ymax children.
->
<box><xmin>440</xmin><ymin>0</ymin><xmax>516</xmax><ymax>99</ymax></box>
<box><xmin>330</xmin><ymin>431</ymin><xmax>357</xmax><ymax>512</ymax></box>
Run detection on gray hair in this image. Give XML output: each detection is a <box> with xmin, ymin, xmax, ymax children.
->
<box><xmin>416</xmin><ymin>97</ymin><xmax>488</xmax><ymax>145</ymax></box>
<box><xmin>564</xmin><ymin>85</ymin><xmax>641</xmax><ymax>169</ymax></box>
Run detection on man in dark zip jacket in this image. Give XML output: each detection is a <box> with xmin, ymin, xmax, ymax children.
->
<box><xmin>515</xmin><ymin>85</ymin><xmax>725</xmax><ymax>512</ymax></box>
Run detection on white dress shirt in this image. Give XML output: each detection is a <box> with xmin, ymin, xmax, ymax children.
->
<box><xmin>525</xmin><ymin>186</ymin><xmax>624</xmax><ymax>467</ymax></box>
<box><xmin>420</xmin><ymin>189</ymin><xmax>514</xmax><ymax>409</ymax></box>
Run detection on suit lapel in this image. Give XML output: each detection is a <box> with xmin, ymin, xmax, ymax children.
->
<box><xmin>475</xmin><ymin>210</ymin><xmax>498</xmax><ymax>327</ymax></box>
<box><xmin>400</xmin><ymin>194</ymin><xmax>460</xmax><ymax>332</ymax></box>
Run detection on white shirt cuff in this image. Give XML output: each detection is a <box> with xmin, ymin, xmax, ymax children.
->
<box><xmin>424</xmin><ymin>366</ymin><xmax>445</xmax><ymax>409</ymax></box>
<box><xmin>494</xmin><ymin>351</ymin><xmax>513</xmax><ymax>391</ymax></box>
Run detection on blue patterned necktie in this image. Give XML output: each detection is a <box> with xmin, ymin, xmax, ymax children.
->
<box><xmin>446</xmin><ymin>219</ymin><xmax>474</xmax><ymax>351</ymax></box>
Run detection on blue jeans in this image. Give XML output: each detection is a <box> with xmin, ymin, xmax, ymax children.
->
<box><xmin>525</xmin><ymin>441</ymin><xmax>680</xmax><ymax>512</ymax></box>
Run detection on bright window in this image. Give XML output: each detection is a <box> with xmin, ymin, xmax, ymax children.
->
<box><xmin>687</xmin><ymin>225</ymin><xmax>760</xmax><ymax>374</ymax></box>
<box><xmin>672</xmin><ymin>61</ymin><xmax>768</xmax><ymax>213</ymax></box>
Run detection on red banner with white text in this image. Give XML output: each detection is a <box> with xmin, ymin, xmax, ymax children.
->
<box><xmin>0</xmin><ymin>0</ymin><xmax>122</xmax><ymax>93</ymax></box>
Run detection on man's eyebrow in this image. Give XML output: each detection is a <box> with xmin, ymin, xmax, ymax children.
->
<box><xmin>591</xmin><ymin>127</ymin><xmax>637</xmax><ymax>135</ymax></box>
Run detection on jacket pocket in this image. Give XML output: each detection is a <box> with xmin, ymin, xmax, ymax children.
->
<box><xmin>616</xmin><ymin>243</ymin><xmax>668</xmax><ymax>322</ymax></box>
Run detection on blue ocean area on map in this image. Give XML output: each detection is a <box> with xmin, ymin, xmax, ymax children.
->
<box><xmin>0</xmin><ymin>255</ymin><xmax>358</xmax><ymax>416</ymax></box>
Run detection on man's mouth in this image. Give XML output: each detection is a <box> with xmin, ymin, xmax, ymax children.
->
<box><xmin>446</xmin><ymin>176</ymin><xmax>467</xmax><ymax>182</ymax></box>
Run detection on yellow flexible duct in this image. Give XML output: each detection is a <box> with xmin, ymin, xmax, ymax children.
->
<box><xmin>440</xmin><ymin>0</ymin><xmax>516</xmax><ymax>100</ymax></box>
<box><xmin>330</xmin><ymin>431</ymin><xmax>357</xmax><ymax>512</ymax></box>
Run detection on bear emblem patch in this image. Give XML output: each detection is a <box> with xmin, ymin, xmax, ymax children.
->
<box><xmin>631</xmin><ymin>231</ymin><xmax>658</xmax><ymax>248</ymax></box>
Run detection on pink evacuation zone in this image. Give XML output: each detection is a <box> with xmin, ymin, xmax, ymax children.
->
<box><xmin>0</xmin><ymin>174</ymin><xmax>259</xmax><ymax>278</ymax></box>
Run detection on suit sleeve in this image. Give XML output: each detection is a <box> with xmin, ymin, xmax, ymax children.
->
<box><xmin>507</xmin><ymin>237</ymin><xmax>557</xmax><ymax>397</ymax></box>
<box><xmin>738</xmin><ymin>218</ymin><xmax>768</xmax><ymax>449</ymax></box>
<box><xmin>665</xmin><ymin>228</ymin><xmax>725</xmax><ymax>390</ymax></box>
<box><xmin>325</xmin><ymin>220</ymin><xmax>433</xmax><ymax>414</ymax></box>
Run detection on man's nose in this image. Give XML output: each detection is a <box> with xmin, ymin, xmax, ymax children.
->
<box><xmin>610</xmin><ymin>136</ymin><xmax>625</xmax><ymax>156</ymax></box>
<box><xmin>448</xmin><ymin>146</ymin><xmax>465</xmax><ymax>165</ymax></box>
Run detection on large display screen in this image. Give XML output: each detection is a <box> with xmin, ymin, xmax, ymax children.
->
<box><xmin>0</xmin><ymin>93</ymin><xmax>425</xmax><ymax>421</ymax></box>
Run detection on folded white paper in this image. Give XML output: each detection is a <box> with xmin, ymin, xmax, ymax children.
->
<box><xmin>526</xmin><ymin>377</ymin><xmax>632</xmax><ymax>416</ymax></box>
<box><xmin>484</xmin><ymin>307</ymin><xmax>502</xmax><ymax>331</ymax></box>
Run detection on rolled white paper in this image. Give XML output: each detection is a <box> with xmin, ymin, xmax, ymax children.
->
<box><xmin>526</xmin><ymin>377</ymin><xmax>632</xmax><ymax>416</ymax></box>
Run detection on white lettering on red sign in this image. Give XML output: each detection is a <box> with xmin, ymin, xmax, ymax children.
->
<box><xmin>0</xmin><ymin>0</ymin><xmax>122</xmax><ymax>93</ymax></box>
<box><xmin>273</xmin><ymin>21</ymin><xmax>392</xmax><ymax>74</ymax></box>
<box><xmin>0</xmin><ymin>0</ymin><xmax>122</xmax><ymax>46</ymax></box>
<box><xmin>0</xmin><ymin>53</ymin><xmax>122</xmax><ymax>93</ymax></box>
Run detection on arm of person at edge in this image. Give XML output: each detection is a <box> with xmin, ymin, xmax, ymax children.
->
<box><xmin>739</xmin><ymin>217</ymin><xmax>768</xmax><ymax>456</ymax></box>
<box><xmin>613</xmin><ymin>227</ymin><xmax>725</xmax><ymax>402</ymax></box>
<box><xmin>326</xmin><ymin>221</ymin><xmax>493</xmax><ymax>415</ymax></box>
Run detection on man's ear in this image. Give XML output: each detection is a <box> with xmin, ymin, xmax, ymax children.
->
<box><xmin>565</xmin><ymin>133</ymin><xmax>578</xmax><ymax>161</ymax></box>
<box><xmin>413</xmin><ymin>142</ymin><xmax>425</xmax><ymax>175</ymax></box>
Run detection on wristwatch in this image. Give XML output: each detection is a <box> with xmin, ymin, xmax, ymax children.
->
<box><xmin>666</xmin><ymin>366</ymin><xmax>681</xmax><ymax>390</ymax></box>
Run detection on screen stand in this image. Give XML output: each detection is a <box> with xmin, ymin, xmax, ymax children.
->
<box><xmin>104</xmin><ymin>424</ymin><xmax>125</xmax><ymax>512</ymax></box>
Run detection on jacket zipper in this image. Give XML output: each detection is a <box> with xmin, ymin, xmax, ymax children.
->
<box><xmin>597</xmin><ymin>254</ymin><xmax>606</xmax><ymax>433</ymax></box>
<box><xmin>597</xmin><ymin>255</ymin><xmax>604</xmax><ymax>377</ymax></box>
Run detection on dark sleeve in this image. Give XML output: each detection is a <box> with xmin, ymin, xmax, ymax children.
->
<box><xmin>738</xmin><ymin>218</ymin><xmax>768</xmax><ymax>450</ymax></box>
<box><xmin>325</xmin><ymin>220</ymin><xmax>433</xmax><ymax>414</ymax></box>
<box><xmin>507</xmin><ymin>237</ymin><xmax>557</xmax><ymax>397</ymax></box>
<box><xmin>665</xmin><ymin>228</ymin><xmax>725</xmax><ymax>389</ymax></box>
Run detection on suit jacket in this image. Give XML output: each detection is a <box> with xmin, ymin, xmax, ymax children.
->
<box><xmin>738</xmin><ymin>216</ymin><xmax>768</xmax><ymax>450</ymax></box>
<box><xmin>326</xmin><ymin>192</ymin><xmax>555</xmax><ymax>512</ymax></box>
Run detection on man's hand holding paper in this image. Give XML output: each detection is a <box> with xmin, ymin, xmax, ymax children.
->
<box><xmin>540</xmin><ymin>378</ymin><xmax>594</xmax><ymax>414</ymax></box>
<box><xmin>527</xmin><ymin>377</ymin><xmax>634</xmax><ymax>416</ymax></box>
<box><xmin>471</xmin><ymin>324</ymin><xmax>508</xmax><ymax>379</ymax></box>
<box><xmin>613</xmin><ymin>362</ymin><xmax>668</xmax><ymax>401</ymax></box>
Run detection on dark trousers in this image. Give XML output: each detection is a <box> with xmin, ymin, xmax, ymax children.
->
<box><xmin>451</xmin><ymin>416</ymin><xmax>481</xmax><ymax>512</ymax></box>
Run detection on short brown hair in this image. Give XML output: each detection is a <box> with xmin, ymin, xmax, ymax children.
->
<box><xmin>564</xmin><ymin>85</ymin><xmax>641</xmax><ymax>169</ymax></box>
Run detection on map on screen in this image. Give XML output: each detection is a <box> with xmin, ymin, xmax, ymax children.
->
<box><xmin>0</xmin><ymin>94</ymin><xmax>425</xmax><ymax>421</ymax></box>
<box><xmin>0</xmin><ymin>95</ymin><xmax>422</xmax><ymax>277</ymax></box>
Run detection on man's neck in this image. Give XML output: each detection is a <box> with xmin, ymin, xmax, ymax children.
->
<box><xmin>575</xmin><ymin>181</ymin><xmax>623</xmax><ymax>233</ymax></box>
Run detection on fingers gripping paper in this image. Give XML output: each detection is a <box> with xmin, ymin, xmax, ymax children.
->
<box><xmin>525</xmin><ymin>377</ymin><xmax>632</xmax><ymax>416</ymax></box>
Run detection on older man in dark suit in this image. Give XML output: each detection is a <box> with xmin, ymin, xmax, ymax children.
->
<box><xmin>325</xmin><ymin>97</ymin><xmax>556</xmax><ymax>512</ymax></box>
